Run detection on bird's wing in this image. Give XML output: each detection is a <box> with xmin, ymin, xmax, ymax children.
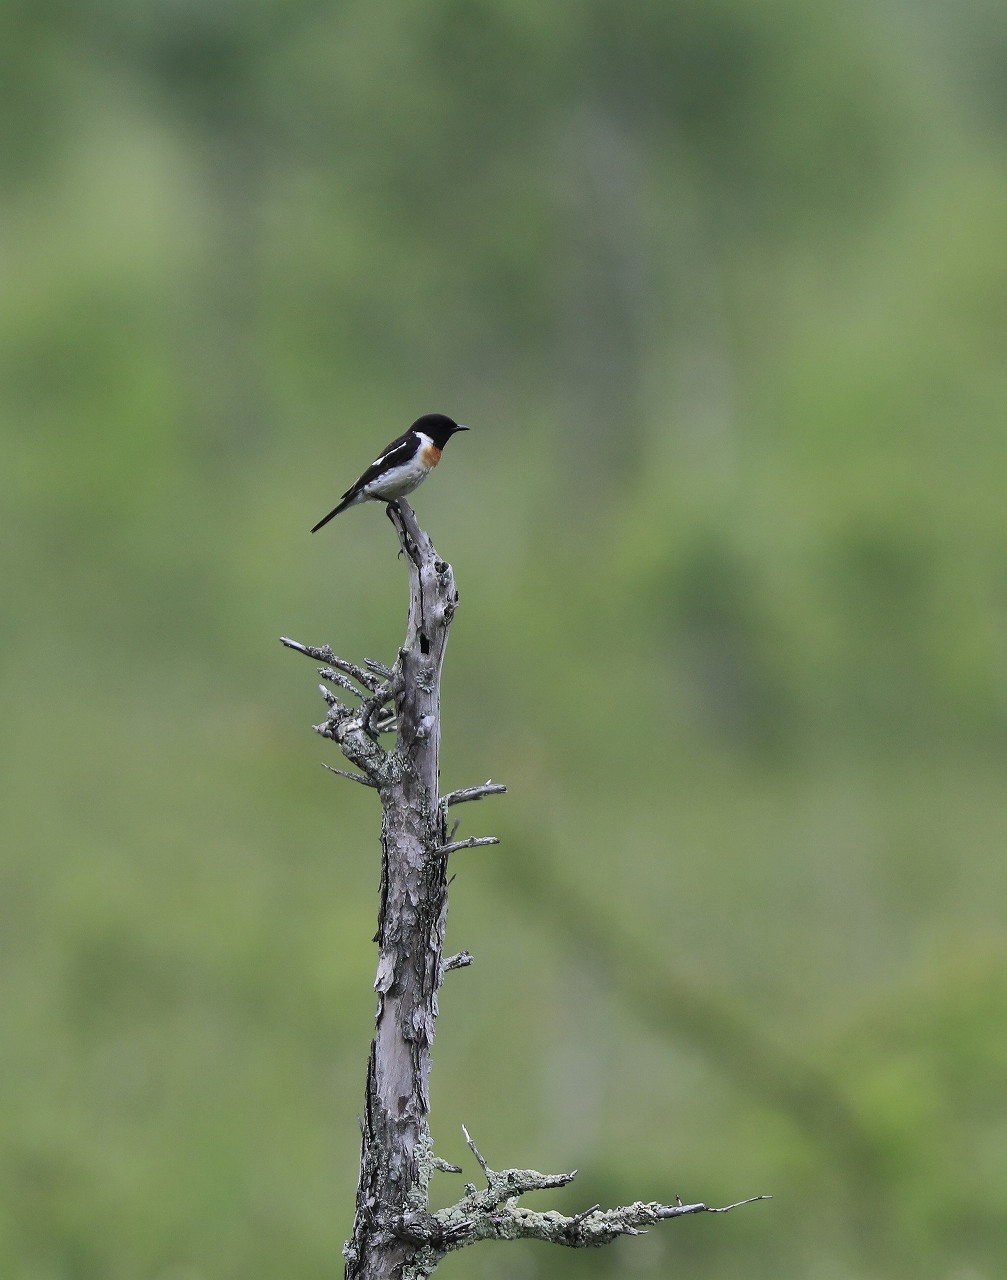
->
<box><xmin>341</xmin><ymin>431</ymin><xmax>417</xmax><ymax>499</ymax></box>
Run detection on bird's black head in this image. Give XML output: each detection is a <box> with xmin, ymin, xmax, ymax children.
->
<box><xmin>412</xmin><ymin>413</ymin><xmax>470</xmax><ymax>448</ymax></box>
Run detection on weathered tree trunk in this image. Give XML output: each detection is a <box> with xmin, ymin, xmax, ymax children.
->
<box><xmin>282</xmin><ymin>500</ymin><xmax>766</xmax><ymax>1280</ymax></box>
<box><xmin>283</xmin><ymin>501</ymin><xmax>487</xmax><ymax>1278</ymax></box>
<box><xmin>345</xmin><ymin>501</ymin><xmax>457</xmax><ymax>1280</ymax></box>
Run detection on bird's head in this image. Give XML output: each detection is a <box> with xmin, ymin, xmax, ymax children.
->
<box><xmin>413</xmin><ymin>413</ymin><xmax>470</xmax><ymax>448</ymax></box>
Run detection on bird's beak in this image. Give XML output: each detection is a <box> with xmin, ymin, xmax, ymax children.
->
<box><xmin>455</xmin><ymin>424</ymin><xmax>470</xmax><ymax>431</ymax></box>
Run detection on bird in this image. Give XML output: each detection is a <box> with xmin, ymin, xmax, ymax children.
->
<box><xmin>310</xmin><ymin>413</ymin><xmax>470</xmax><ymax>533</ymax></box>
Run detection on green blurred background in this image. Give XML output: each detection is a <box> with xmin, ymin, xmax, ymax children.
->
<box><xmin>4</xmin><ymin>2</ymin><xmax>1007</xmax><ymax>1277</ymax></box>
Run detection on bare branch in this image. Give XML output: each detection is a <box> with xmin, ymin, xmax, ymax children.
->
<box><xmin>312</xmin><ymin>703</ymin><xmax>389</xmax><ymax>784</ymax></box>
<box><xmin>569</xmin><ymin>1203</ymin><xmax>602</xmax><ymax>1228</ymax></box>
<box><xmin>393</xmin><ymin>1139</ymin><xmax>770</xmax><ymax>1277</ymax></box>
<box><xmin>659</xmin><ymin>1195</ymin><xmax>773</xmax><ymax>1217</ymax></box>
<box><xmin>279</xmin><ymin>635</ymin><xmax>312</xmax><ymax>656</ymax></box>
<box><xmin>443</xmin><ymin>951</ymin><xmax>474</xmax><ymax>972</ymax></box>
<box><xmin>319</xmin><ymin>667</ymin><xmax>368</xmax><ymax>700</ymax></box>
<box><xmin>434</xmin><ymin>837</ymin><xmax>499</xmax><ymax>856</ymax></box>
<box><xmin>360</xmin><ymin>681</ymin><xmax>399</xmax><ymax>739</ymax></box>
<box><xmin>442</xmin><ymin>782</ymin><xmax>508</xmax><ymax>807</ymax></box>
<box><xmin>322</xmin><ymin>763</ymin><xmax>377</xmax><ymax>789</ymax></box>
<box><xmin>461</xmin><ymin>1126</ymin><xmax>492</xmax><ymax>1184</ymax></box>
<box><xmin>280</xmin><ymin>637</ymin><xmax>380</xmax><ymax>692</ymax></box>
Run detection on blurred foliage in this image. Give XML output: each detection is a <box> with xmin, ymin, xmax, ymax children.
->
<box><xmin>2</xmin><ymin>1</ymin><xmax>1007</xmax><ymax>1277</ymax></box>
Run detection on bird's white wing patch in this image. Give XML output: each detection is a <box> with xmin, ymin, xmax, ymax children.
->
<box><xmin>363</xmin><ymin>434</ymin><xmax>436</xmax><ymax>500</ymax></box>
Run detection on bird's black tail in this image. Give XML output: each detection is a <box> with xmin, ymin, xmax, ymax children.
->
<box><xmin>310</xmin><ymin>495</ymin><xmax>353</xmax><ymax>533</ymax></box>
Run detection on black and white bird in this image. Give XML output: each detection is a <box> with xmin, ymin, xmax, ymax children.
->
<box><xmin>310</xmin><ymin>413</ymin><xmax>469</xmax><ymax>533</ymax></box>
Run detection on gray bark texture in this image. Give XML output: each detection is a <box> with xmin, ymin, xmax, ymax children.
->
<box><xmin>285</xmin><ymin>500</ymin><xmax>473</xmax><ymax>1280</ymax></box>
<box><xmin>281</xmin><ymin>499</ymin><xmax>768</xmax><ymax>1280</ymax></box>
<box><xmin>347</xmin><ymin>501</ymin><xmax>456</xmax><ymax>1280</ymax></box>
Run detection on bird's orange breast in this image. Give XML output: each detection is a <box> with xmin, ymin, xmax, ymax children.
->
<box><xmin>420</xmin><ymin>443</ymin><xmax>442</xmax><ymax>468</ymax></box>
